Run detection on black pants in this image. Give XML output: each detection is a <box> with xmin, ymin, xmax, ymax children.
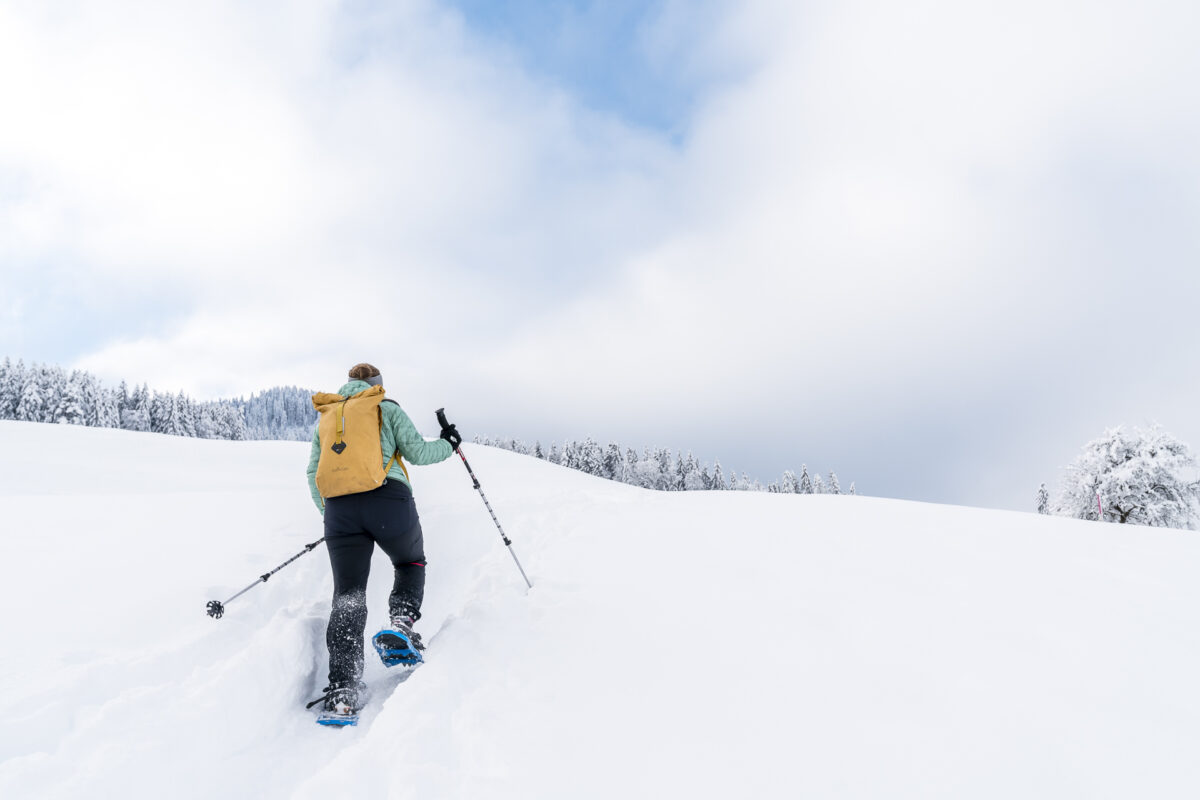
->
<box><xmin>323</xmin><ymin>479</ymin><xmax>426</xmax><ymax>688</ymax></box>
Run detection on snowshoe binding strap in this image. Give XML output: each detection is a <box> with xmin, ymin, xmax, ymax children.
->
<box><xmin>309</xmin><ymin>685</ymin><xmax>363</xmax><ymax>727</ymax></box>
<box><xmin>306</xmin><ymin>684</ymin><xmax>361</xmax><ymax>711</ymax></box>
<box><xmin>372</xmin><ymin>628</ymin><xmax>425</xmax><ymax>668</ymax></box>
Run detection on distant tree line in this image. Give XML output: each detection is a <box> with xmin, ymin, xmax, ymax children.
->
<box><xmin>1</xmin><ymin>358</ymin><xmax>857</xmax><ymax>495</ymax></box>
<box><xmin>0</xmin><ymin>358</ymin><xmax>316</xmax><ymax>441</ymax></box>
<box><xmin>474</xmin><ymin>435</ymin><xmax>855</xmax><ymax>495</ymax></box>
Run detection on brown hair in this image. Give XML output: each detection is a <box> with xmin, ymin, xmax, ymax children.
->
<box><xmin>348</xmin><ymin>363</ymin><xmax>381</xmax><ymax>381</ymax></box>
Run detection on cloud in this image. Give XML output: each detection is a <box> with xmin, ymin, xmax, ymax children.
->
<box><xmin>1</xmin><ymin>0</ymin><xmax>675</xmax><ymax>384</ymax></box>
<box><xmin>2</xmin><ymin>0</ymin><xmax>1198</xmax><ymax>509</ymax></box>
<box><xmin>463</xmin><ymin>0</ymin><xmax>1200</xmax><ymax>504</ymax></box>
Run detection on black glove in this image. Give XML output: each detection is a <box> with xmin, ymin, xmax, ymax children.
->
<box><xmin>440</xmin><ymin>423</ymin><xmax>462</xmax><ymax>450</ymax></box>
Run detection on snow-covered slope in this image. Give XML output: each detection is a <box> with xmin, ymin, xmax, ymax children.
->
<box><xmin>1</xmin><ymin>421</ymin><xmax>1198</xmax><ymax>799</ymax></box>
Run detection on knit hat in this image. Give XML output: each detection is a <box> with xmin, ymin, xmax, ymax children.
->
<box><xmin>348</xmin><ymin>363</ymin><xmax>382</xmax><ymax>386</ymax></box>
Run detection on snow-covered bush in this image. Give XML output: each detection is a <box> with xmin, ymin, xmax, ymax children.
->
<box><xmin>1055</xmin><ymin>425</ymin><xmax>1200</xmax><ymax>529</ymax></box>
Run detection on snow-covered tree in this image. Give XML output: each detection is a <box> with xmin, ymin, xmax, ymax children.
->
<box><xmin>798</xmin><ymin>465</ymin><xmax>813</xmax><ymax>494</ymax></box>
<box><xmin>239</xmin><ymin>386</ymin><xmax>318</xmax><ymax>440</ymax></box>
<box><xmin>624</xmin><ymin>447</ymin><xmax>639</xmax><ymax>478</ymax></box>
<box><xmin>828</xmin><ymin>472</ymin><xmax>841</xmax><ymax>495</ymax></box>
<box><xmin>1055</xmin><ymin>425</ymin><xmax>1200</xmax><ymax>529</ymax></box>
<box><xmin>682</xmin><ymin>453</ymin><xmax>706</xmax><ymax>491</ymax></box>
<box><xmin>602</xmin><ymin>443</ymin><xmax>623</xmax><ymax>481</ymax></box>
<box><xmin>0</xmin><ymin>358</ymin><xmax>21</xmax><ymax>419</ymax></box>
<box><xmin>122</xmin><ymin>384</ymin><xmax>151</xmax><ymax>432</ymax></box>
<box><xmin>729</xmin><ymin>470</ymin><xmax>753</xmax><ymax>491</ymax></box>
<box><xmin>578</xmin><ymin>438</ymin><xmax>604</xmax><ymax>477</ymax></box>
<box><xmin>1036</xmin><ymin>483</ymin><xmax>1049</xmax><ymax>515</ymax></box>
<box><xmin>654</xmin><ymin>448</ymin><xmax>674</xmax><ymax>491</ymax></box>
<box><xmin>177</xmin><ymin>391</ymin><xmax>197</xmax><ymax>438</ymax></box>
<box><xmin>221</xmin><ymin>402</ymin><xmax>247</xmax><ymax>440</ymax></box>
<box><xmin>812</xmin><ymin>473</ymin><xmax>826</xmax><ymax>494</ymax></box>
<box><xmin>629</xmin><ymin>447</ymin><xmax>657</xmax><ymax>489</ymax></box>
<box><xmin>15</xmin><ymin>368</ymin><xmax>45</xmax><ymax>423</ymax></box>
<box><xmin>56</xmin><ymin>371</ymin><xmax>88</xmax><ymax>425</ymax></box>
<box><xmin>711</xmin><ymin>459</ymin><xmax>726</xmax><ymax>491</ymax></box>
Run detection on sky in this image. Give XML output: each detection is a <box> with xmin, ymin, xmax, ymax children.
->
<box><xmin>1</xmin><ymin>0</ymin><xmax>1198</xmax><ymax>511</ymax></box>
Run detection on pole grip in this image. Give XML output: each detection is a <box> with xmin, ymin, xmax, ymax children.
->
<box><xmin>436</xmin><ymin>407</ymin><xmax>450</xmax><ymax>429</ymax></box>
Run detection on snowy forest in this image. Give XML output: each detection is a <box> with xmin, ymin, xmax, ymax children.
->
<box><xmin>473</xmin><ymin>436</ymin><xmax>852</xmax><ymax>495</ymax></box>
<box><xmin>0</xmin><ymin>358</ymin><xmax>852</xmax><ymax>495</ymax></box>
<box><xmin>0</xmin><ymin>358</ymin><xmax>315</xmax><ymax>441</ymax></box>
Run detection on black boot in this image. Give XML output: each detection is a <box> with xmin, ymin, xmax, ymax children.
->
<box><xmin>308</xmin><ymin>682</ymin><xmax>364</xmax><ymax>727</ymax></box>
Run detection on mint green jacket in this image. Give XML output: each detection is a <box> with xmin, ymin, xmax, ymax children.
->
<box><xmin>305</xmin><ymin>380</ymin><xmax>454</xmax><ymax>513</ymax></box>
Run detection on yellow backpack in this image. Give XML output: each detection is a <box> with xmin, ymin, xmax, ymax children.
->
<box><xmin>312</xmin><ymin>386</ymin><xmax>408</xmax><ymax>499</ymax></box>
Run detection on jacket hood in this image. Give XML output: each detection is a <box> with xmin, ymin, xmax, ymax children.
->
<box><xmin>337</xmin><ymin>379</ymin><xmax>374</xmax><ymax>396</ymax></box>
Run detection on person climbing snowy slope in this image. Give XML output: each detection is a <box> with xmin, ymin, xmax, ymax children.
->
<box><xmin>304</xmin><ymin>362</ymin><xmax>461</xmax><ymax>726</ymax></box>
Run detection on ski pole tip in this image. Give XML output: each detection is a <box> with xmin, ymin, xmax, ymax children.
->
<box><xmin>206</xmin><ymin>600</ymin><xmax>225</xmax><ymax>619</ymax></box>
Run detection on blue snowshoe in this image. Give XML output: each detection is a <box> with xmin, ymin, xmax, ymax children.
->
<box><xmin>372</xmin><ymin>616</ymin><xmax>425</xmax><ymax>668</ymax></box>
<box><xmin>308</xmin><ymin>683</ymin><xmax>364</xmax><ymax>727</ymax></box>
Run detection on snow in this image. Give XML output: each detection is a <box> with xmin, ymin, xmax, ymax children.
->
<box><xmin>1</xmin><ymin>420</ymin><xmax>1199</xmax><ymax>799</ymax></box>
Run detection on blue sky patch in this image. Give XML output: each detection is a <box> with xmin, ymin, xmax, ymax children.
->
<box><xmin>441</xmin><ymin>0</ymin><xmax>708</xmax><ymax>138</ymax></box>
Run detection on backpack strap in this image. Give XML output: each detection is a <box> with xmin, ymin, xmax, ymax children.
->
<box><xmin>378</xmin><ymin>399</ymin><xmax>411</xmax><ymax>482</ymax></box>
<box><xmin>383</xmin><ymin>450</ymin><xmax>411</xmax><ymax>482</ymax></box>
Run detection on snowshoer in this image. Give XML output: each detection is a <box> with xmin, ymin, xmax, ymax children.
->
<box><xmin>305</xmin><ymin>363</ymin><xmax>461</xmax><ymax>725</ymax></box>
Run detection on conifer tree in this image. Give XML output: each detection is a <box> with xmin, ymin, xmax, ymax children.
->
<box><xmin>177</xmin><ymin>392</ymin><xmax>198</xmax><ymax>437</ymax></box>
<box><xmin>711</xmin><ymin>459</ymin><xmax>726</xmax><ymax>491</ymax></box>
<box><xmin>799</xmin><ymin>465</ymin><xmax>813</xmax><ymax>494</ymax></box>
<box><xmin>222</xmin><ymin>403</ymin><xmax>247</xmax><ymax>440</ymax></box>
<box><xmin>81</xmin><ymin>374</ymin><xmax>103</xmax><ymax>427</ymax></box>
<box><xmin>0</xmin><ymin>358</ymin><xmax>17</xmax><ymax>418</ymax></box>
<box><xmin>683</xmin><ymin>453</ymin><xmax>705</xmax><ymax>491</ymax></box>
<box><xmin>15</xmin><ymin>367</ymin><xmax>44</xmax><ymax>423</ymax></box>
<box><xmin>603</xmin><ymin>443</ymin><xmax>623</xmax><ymax>481</ymax></box>
<box><xmin>122</xmin><ymin>384</ymin><xmax>151</xmax><ymax>432</ymax></box>
<box><xmin>655</xmin><ymin>448</ymin><xmax>674</xmax><ymax>491</ymax></box>
<box><xmin>674</xmin><ymin>453</ymin><xmax>688</xmax><ymax>491</ymax></box>
<box><xmin>56</xmin><ymin>371</ymin><xmax>88</xmax><ymax>425</ymax></box>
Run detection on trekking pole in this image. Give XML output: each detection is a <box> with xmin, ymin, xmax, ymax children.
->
<box><xmin>206</xmin><ymin>538</ymin><xmax>326</xmax><ymax>619</ymax></box>
<box><xmin>438</xmin><ymin>408</ymin><xmax>533</xmax><ymax>589</ymax></box>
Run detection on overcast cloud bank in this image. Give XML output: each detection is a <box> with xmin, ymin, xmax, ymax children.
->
<box><xmin>2</xmin><ymin>0</ymin><xmax>1197</xmax><ymax>510</ymax></box>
